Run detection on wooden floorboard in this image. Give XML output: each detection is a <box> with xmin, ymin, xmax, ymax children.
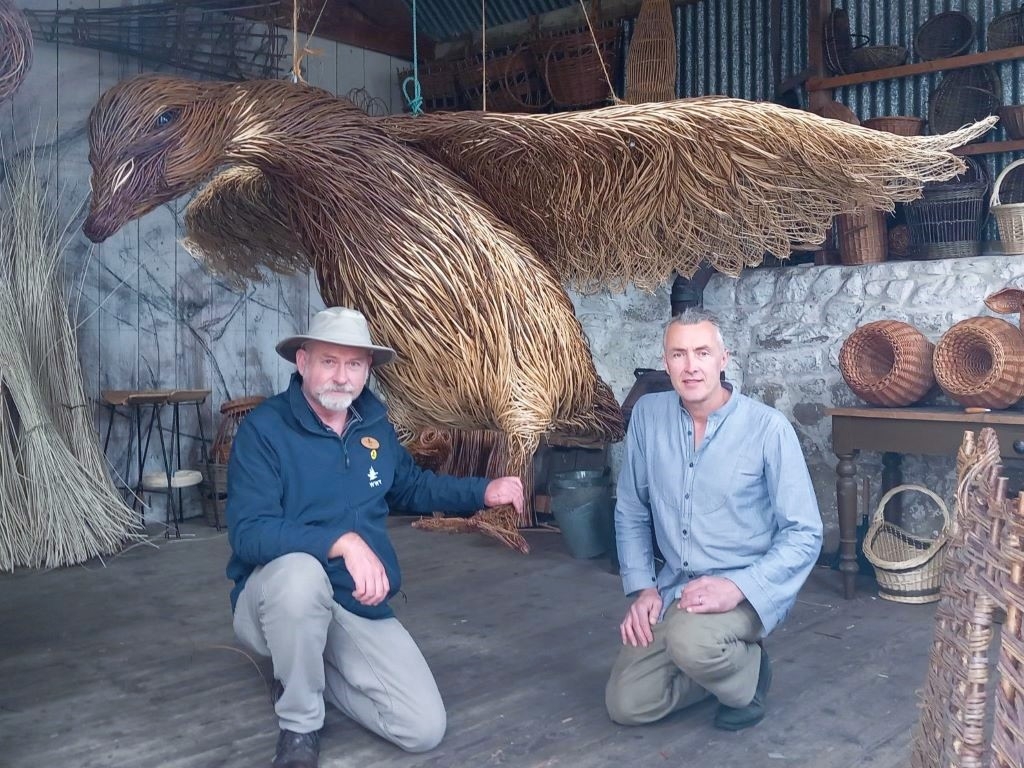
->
<box><xmin>0</xmin><ymin>518</ymin><xmax>940</xmax><ymax>768</ymax></box>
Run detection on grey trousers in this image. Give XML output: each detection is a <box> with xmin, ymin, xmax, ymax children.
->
<box><xmin>605</xmin><ymin>600</ymin><xmax>764</xmax><ymax>725</ymax></box>
<box><xmin>232</xmin><ymin>552</ymin><xmax>445</xmax><ymax>752</ymax></box>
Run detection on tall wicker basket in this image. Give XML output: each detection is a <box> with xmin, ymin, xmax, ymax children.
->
<box><xmin>624</xmin><ymin>0</ymin><xmax>675</xmax><ymax>104</ymax></box>
<box><xmin>933</xmin><ymin>316</ymin><xmax>1024</xmax><ymax>409</ymax></box>
<box><xmin>211</xmin><ymin>396</ymin><xmax>265</xmax><ymax>464</ymax></box>
<box><xmin>863</xmin><ymin>484</ymin><xmax>950</xmax><ymax>604</ymax></box>
<box><xmin>990</xmin><ymin>158</ymin><xmax>1024</xmax><ymax>254</ymax></box>
<box><xmin>835</xmin><ymin>209</ymin><xmax>887</xmax><ymax>265</ymax></box>
<box><xmin>538</xmin><ymin>21</ymin><xmax>620</xmax><ymax>109</ymax></box>
<box><xmin>839</xmin><ymin>320</ymin><xmax>935</xmax><ymax>406</ymax></box>
<box><xmin>903</xmin><ymin>157</ymin><xmax>989</xmax><ymax>260</ymax></box>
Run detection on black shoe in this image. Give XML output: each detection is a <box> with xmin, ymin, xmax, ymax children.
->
<box><xmin>713</xmin><ymin>644</ymin><xmax>773</xmax><ymax>731</ymax></box>
<box><xmin>272</xmin><ymin>729</ymin><xmax>320</xmax><ymax>768</ymax></box>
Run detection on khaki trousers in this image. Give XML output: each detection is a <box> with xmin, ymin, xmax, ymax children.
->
<box><xmin>233</xmin><ymin>553</ymin><xmax>445</xmax><ymax>752</ymax></box>
<box><xmin>605</xmin><ymin>600</ymin><xmax>763</xmax><ymax>725</ymax></box>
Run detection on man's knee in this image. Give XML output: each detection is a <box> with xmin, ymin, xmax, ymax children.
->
<box><xmin>663</xmin><ymin>620</ymin><xmax>724</xmax><ymax>674</ymax></box>
<box><xmin>260</xmin><ymin>553</ymin><xmax>332</xmax><ymax>618</ymax></box>
<box><xmin>605</xmin><ymin>675</ymin><xmax>649</xmax><ymax>726</ymax></box>
<box><xmin>393</xmin><ymin>705</ymin><xmax>446</xmax><ymax>752</ymax></box>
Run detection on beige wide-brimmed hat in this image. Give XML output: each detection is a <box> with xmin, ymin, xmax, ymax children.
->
<box><xmin>276</xmin><ymin>307</ymin><xmax>396</xmax><ymax>366</ymax></box>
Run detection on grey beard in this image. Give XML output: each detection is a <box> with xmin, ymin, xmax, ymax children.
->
<box><xmin>316</xmin><ymin>391</ymin><xmax>354</xmax><ymax>412</ymax></box>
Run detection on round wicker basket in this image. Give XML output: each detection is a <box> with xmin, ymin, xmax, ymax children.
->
<box><xmin>839</xmin><ymin>320</ymin><xmax>935</xmax><ymax>406</ymax></box>
<box><xmin>915</xmin><ymin>11</ymin><xmax>976</xmax><ymax>61</ymax></box>
<box><xmin>933</xmin><ymin>316</ymin><xmax>1024</xmax><ymax>409</ymax></box>
<box><xmin>211</xmin><ymin>395</ymin><xmax>265</xmax><ymax>464</ymax></box>
<box><xmin>863</xmin><ymin>484</ymin><xmax>950</xmax><ymax>604</ymax></box>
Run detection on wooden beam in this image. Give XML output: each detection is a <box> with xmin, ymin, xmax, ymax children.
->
<box><xmin>252</xmin><ymin>0</ymin><xmax>435</xmax><ymax>60</ymax></box>
<box><xmin>808</xmin><ymin>45</ymin><xmax>1024</xmax><ymax>91</ymax></box>
<box><xmin>952</xmin><ymin>139</ymin><xmax>1024</xmax><ymax>157</ymax></box>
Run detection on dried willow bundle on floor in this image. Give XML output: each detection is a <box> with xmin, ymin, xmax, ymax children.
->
<box><xmin>80</xmin><ymin>76</ymin><xmax>992</xmax><ymax>547</ymax></box>
<box><xmin>384</xmin><ymin>100</ymin><xmax>996</xmax><ymax>289</ymax></box>
<box><xmin>0</xmin><ymin>153</ymin><xmax>139</xmax><ymax>571</ymax></box>
<box><xmin>412</xmin><ymin>506</ymin><xmax>529</xmax><ymax>555</ymax></box>
<box><xmin>0</xmin><ymin>0</ymin><xmax>32</xmax><ymax>105</ymax></box>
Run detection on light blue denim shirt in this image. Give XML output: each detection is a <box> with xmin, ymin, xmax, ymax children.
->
<box><xmin>615</xmin><ymin>384</ymin><xmax>823</xmax><ymax>635</ymax></box>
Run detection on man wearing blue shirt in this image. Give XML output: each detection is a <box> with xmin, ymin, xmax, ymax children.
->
<box><xmin>605</xmin><ymin>309</ymin><xmax>822</xmax><ymax>731</ymax></box>
<box><xmin>227</xmin><ymin>307</ymin><xmax>524</xmax><ymax>768</ymax></box>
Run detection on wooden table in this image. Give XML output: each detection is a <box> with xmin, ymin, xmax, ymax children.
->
<box><xmin>829</xmin><ymin>406</ymin><xmax>1024</xmax><ymax>598</ymax></box>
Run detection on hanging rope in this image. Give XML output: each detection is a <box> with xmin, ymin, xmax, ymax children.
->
<box><xmin>401</xmin><ymin>0</ymin><xmax>424</xmax><ymax>115</ymax></box>
<box><xmin>289</xmin><ymin>0</ymin><xmax>328</xmax><ymax>84</ymax></box>
<box><xmin>578</xmin><ymin>0</ymin><xmax>621</xmax><ymax>104</ymax></box>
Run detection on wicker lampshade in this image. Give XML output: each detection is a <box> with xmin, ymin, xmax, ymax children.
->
<box><xmin>839</xmin><ymin>320</ymin><xmax>935</xmax><ymax>406</ymax></box>
<box><xmin>933</xmin><ymin>316</ymin><xmax>1024</xmax><ymax>409</ymax></box>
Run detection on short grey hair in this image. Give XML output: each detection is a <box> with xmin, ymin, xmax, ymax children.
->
<box><xmin>664</xmin><ymin>308</ymin><xmax>726</xmax><ymax>350</ymax></box>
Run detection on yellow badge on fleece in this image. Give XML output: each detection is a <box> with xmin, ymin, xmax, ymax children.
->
<box><xmin>361</xmin><ymin>436</ymin><xmax>380</xmax><ymax>460</ymax></box>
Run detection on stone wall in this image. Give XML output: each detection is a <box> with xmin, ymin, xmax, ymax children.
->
<box><xmin>576</xmin><ymin>255</ymin><xmax>1024</xmax><ymax>555</ymax></box>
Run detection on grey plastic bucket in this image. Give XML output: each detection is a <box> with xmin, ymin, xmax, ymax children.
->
<box><xmin>550</xmin><ymin>469</ymin><xmax>612</xmax><ymax>559</ymax></box>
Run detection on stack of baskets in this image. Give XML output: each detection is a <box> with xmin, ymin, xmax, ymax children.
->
<box><xmin>903</xmin><ymin>157</ymin><xmax>990</xmax><ymax>259</ymax></box>
<box><xmin>863</xmin><ymin>484</ymin><xmax>951</xmax><ymax>604</ymax></box>
<box><xmin>990</xmin><ymin>158</ymin><xmax>1024</xmax><ymax>255</ymax></box>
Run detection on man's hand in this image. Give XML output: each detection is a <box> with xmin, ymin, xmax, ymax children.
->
<box><xmin>483</xmin><ymin>476</ymin><xmax>525</xmax><ymax>516</ymax></box>
<box><xmin>620</xmin><ymin>587</ymin><xmax>663</xmax><ymax>647</ymax></box>
<box><xmin>678</xmin><ymin>576</ymin><xmax>744</xmax><ymax>614</ymax></box>
<box><xmin>329</xmin><ymin>532</ymin><xmax>389</xmax><ymax>606</ymax></box>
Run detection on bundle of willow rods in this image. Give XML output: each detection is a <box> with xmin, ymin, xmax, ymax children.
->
<box><xmin>0</xmin><ymin>154</ymin><xmax>138</xmax><ymax>571</ymax></box>
<box><xmin>383</xmin><ymin>99</ymin><xmax>997</xmax><ymax>291</ymax></box>
<box><xmin>0</xmin><ymin>0</ymin><xmax>32</xmax><ymax>105</ymax></box>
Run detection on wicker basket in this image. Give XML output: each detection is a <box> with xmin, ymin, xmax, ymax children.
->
<box><xmin>863</xmin><ymin>484</ymin><xmax>950</xmax><ymax>604</ymax></box>
<box><xmin>987</xmin><ymin>9</ymin><xmax>1024</xmax><ymax>50</ymax></box>
<box><xmin>888</xmin><ymin>223</ymin><xmax>911</xmax><ymax>258</ymax></box>
<box><xmin>848</xmin><ymin>45</ymin><xmax>908</xmax><ymax>72</ymax></box>
<box><xmin>459</xmin><ymin>44</ymin><xmax>550</xmax><ymax>113</ymax></box>
<box><xmin>904</xmin><ymin>157</ymin><xmax>989</xmax><ymax>260</ymax></box>
<box><xmin>624</xmin><ymin>0</ymin><xmax>675</xmax><ymax>104</ymax></box>
<box><xmin>991</xmin><ymin>158</ymin><xmax>1024</xmax><ymax>255</ymax></box>
<box><xmin>835</xmin><ymin>209</ymin><xmax>887</xmax><ymax>265</ymax></box>
<box><xmin>933</xmin><ymin>316</ymin><xmax>1024</xmax><ymax>409</ymax></box>
<box><xmin>823</xmin><ymin>8</ymin><xmax>869</xmax><ymax>75</ymax></box>
<box><xmin>539</xmin><ymin>22</ymin><xmax>621</xmax><ymax>109</ymax></box>
<box><xmin>915</xmin><ymin>11</ymin><xmax>976</xmax><ymax>61</ymax></box>
<box><xmin>998</xmin><ymin>105</ymin><xmax>1024</xmax><ymax>140</ymax></box>
<box><xmin>211</xmin><ymin>395</ymin><xmax>265</xmax><ymax>464</ymax></box>
<box><xmin>862</xmin><ymin>116</ymin><xmax>924</xmax><ymax>136</ymax></box>
<box><xmin>839</xmin><ymin>320</ymin><xmax>935</xmax><ymax>407</ymax></box>
<box><xmin>928</xmin><ymin>66</ymin><xmax>1001</xmax><ymax>138</ymax></box>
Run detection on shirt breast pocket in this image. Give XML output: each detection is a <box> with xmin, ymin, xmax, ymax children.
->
<box><xmin>702</xmin><ymin>450</ymin><xmax>766</xmax><ymax>515</ymax></box>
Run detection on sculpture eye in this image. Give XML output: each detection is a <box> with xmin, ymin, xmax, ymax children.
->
<box><xmin>154</xmin><ymin>109</ymin><xmax>179</xmax><ymax>128</ymax></box>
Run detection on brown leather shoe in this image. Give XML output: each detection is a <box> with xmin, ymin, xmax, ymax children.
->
<box><xmin>272</xmin><ymin>729</ymin><xmax>320</xmax><ymax>768</ymax></box>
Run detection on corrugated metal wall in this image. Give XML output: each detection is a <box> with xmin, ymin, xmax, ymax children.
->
<box><xmin>619</xmin><ymin>0</ymin><xmax>805</xmax><ymax>102</ymax></box>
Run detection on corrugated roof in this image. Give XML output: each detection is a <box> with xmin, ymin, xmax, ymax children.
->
<box><xmin>403</xmin><ymin>0</ymin><xmax>578</xmax><ymax>42</ymax></box>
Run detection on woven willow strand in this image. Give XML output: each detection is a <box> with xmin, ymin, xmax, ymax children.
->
<box><xmin>0</xmin><ymin>0</ymin><xmax>32</xmax><ymax>106</ymax></box>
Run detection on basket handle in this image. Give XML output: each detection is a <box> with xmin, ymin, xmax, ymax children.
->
<box><xmin>871</xmin><ymin>483</ymin><xmax>950</xmax><ymax>529</ymax></box>
<box><xmin>990</xmin><ymin>157</ymin><xmax>1024</xmax><ymax>207</ymax></box>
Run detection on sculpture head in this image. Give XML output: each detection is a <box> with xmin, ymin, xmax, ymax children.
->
<box><xmin>83</xmin><ymin>74</ymin><xmax>229</xmax><ymax>242</ymax></box>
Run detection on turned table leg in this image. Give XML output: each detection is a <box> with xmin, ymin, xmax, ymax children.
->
<box><xmin>836</xmin><ymin>452</ymin><xmax>859</xmax><ymax>599</ymax></box>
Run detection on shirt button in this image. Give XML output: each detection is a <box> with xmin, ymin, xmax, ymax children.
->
<box><xmin>688</xmin><ymin>572</ymin><xmax>695</xmax><ymax>578</ymax></box>
<box><xmin>688</xmin><ymin>462</ymin><xmax>693</xmax><ymax>468</ymax></box>
<box><xmin>682</xmin><ymin>529</ymin><xmax>688</xmax><ymax>536</ymax></box>
<box><xmin>684</xmin><ymin>493</ymin><xmax>690</xmax><ymax>499</ymax></box>
<box><xmin>683</xmin><ymin>561</ymin><xmax>688</xmax><ymax>567</ymax></box>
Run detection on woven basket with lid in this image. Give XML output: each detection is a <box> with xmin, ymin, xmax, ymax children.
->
<box><xmin>933</xmin><ymin>316</ymin><xmax>1024</xmax><ymax>409</ymax></box>
<box><xmin>839</xmin><ymin>320</ymin><xmax>935</xmax><ymax>406</ymax></box>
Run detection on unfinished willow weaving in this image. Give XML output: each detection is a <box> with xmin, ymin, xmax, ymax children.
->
<box><xmin>82</xmin><ymin>75</ymin><xmax>992</xmax><ymax>538</ymax></box>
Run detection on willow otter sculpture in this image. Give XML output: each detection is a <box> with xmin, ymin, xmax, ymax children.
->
<box><xmin>82</xmin><ymin>75</ymin><xmax>993</xmax><ymax>536</ymax></box>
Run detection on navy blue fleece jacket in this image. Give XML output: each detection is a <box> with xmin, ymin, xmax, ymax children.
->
<box><xmin>225</xmin><ymin>373</ymin><xmax>489</xmax><ymax>619</ymax></box>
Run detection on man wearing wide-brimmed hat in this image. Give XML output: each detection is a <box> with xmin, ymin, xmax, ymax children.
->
<box><xmin>226</xmin><ymin>307</ymin><xmax>524</xmax><ymax>768</ymax></box>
